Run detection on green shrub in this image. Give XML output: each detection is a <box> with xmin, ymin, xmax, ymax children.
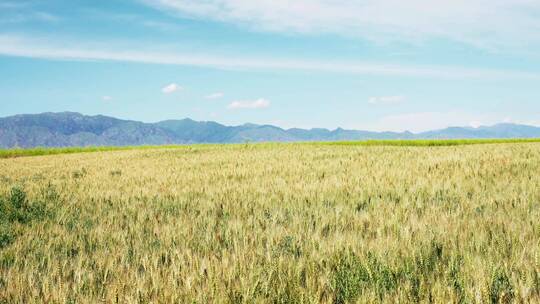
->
<box><xmin>0</xmin><ymin>224</ymin><xmax>15</xmax><ymax>249</ymax></box>
<box><xmin>0</xmin><ymin>198</ymin><xmax>8</xmax><ymax>223</ymax></box>
<box><xmin>332</xmin><ymin>251</ymin><xmax>369</xmax><ymax>304</ymax></box>
<box><xmin>9</xmin><ymin>186</ymin><xmax>26</xmax><ymax>209</ymax></box>
<box><xmin>489</xmin><ymin>268</ymin><xmax>514</xmax><ymax>304</ymax></box>
<box><xmin>0</xmin><ymin>186</ymin><xmax>52</xmax><ymax>250</ymax></box>
<box><xmin>331</xmin><ymin>251</ymin><xmax>405</xmax><ymax>303</ymax></box>
<box><xmin>2</xmin><ymin>186</ymin><xmax>48</xmax><ymax>224</ymax></box>
<box><xmin>366</xmin><ymin>253</ymin><xmax>399</xmax><ymax>299</ymax></box>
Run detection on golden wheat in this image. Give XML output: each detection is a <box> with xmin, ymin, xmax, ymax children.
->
<box><xmin>0</xmin><ymin>143</ymin><xmax>539</xmax><ymax>303</ymax></box>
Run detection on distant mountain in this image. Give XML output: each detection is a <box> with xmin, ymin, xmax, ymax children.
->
<box><xmin>1</xmin><ymin>112</ymin><xmax>539</xmax><ymax>148</ymax></box>
<box><xmin>0</xmin><ymin>112</ymin><xmax>175</xmax><ymax>148</ymax></box>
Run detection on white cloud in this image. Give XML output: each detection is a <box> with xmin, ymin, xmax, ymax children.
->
<box><xmin>228</xmin><ymin>98</ymin><xmax>270</xmax><ymax>109</ymax></box>
<box><xmin>205</xmin><ymin>92</ymin><xmax>224</xmax><ymax>99</ymax></box>
<box><xmin>102</xmin><ymin>96</ymin><xmax>113</xmax><ymax>101</ymax></box>
<box><xmin>162</xmin><ymin>83</ymin><xmax>181</xmax><ymax>94</ymax></box>
<box><xmin>141</xmin><ymin>0</ymin><xmax>540</xmax><ymax>51</ymax></box>
<box><xmin>368</xmin><ymin>95</ymin><xmax>404</xmax><ymax>105</ymax></box>
<box><xmin>522</xmin><ymin>120</ymin><xmax>540</xmax><ymax>127</ymax></box>
<box><xmin>469</xmin><ymin>121</ymin><xmax>482</xmax><ymax>128</ymax></box>
<box><xmin>0</xmin><ymin>34</ymin><xmax>539</xmax><ymax>80</ymax></box>
<box><xmin>499</xmin><ymin>117</ymin><xmax>540</xmax><ymax>127</ymax></box>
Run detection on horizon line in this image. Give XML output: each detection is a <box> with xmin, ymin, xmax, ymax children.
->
<box><xmin>1</xmin><ymin>111</ymin><xmax>537</xmax><ymax>135</ymax></box>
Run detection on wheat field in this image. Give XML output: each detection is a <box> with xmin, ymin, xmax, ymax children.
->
<box><xmin>1</xmin><ymin>143</ymin><xmax>539</xmax><ymax>303</ymax></box>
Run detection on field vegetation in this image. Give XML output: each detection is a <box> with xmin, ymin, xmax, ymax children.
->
<box><xmin>0</xmin><ymin>142</ymin><xmax>539</xmax><ymax>303</ymax></box>
<box><xmin>2</xmin><ymin>138</ymin><xmax>540</xmax><ymax>159</ymax></box>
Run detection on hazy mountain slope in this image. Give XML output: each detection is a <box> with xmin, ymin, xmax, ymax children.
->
<box><xmin>156</xmin><ymin>119</ymin><xmax>235</xmax><ymax>143</ymax></box>
<box><xmin>1</xmin><ymin>112</ymin><xmax>540</xmax><ymax>148</ymax></box>
<box><xmin>0</xmin><ymin>112</ymin><xmax>176</xmax><ymax>148</ymax></box>
<box><xmin>417</xmin><ymin>123</ymin><xmax>540</xmax><ymax>139</ymax></box>
<box><xmin>230</xmin><ymin>125</ymin><xmax>298</xmax><ymax>143</ymax></box>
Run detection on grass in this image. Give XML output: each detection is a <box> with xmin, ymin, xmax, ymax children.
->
<box><xmin>322</xmin><ymin>138</ymin><xmax>540</xmax><ymax>146</ymax></box>
<box><xmin>2</xmin><ymin>138</ymin><xmax>540</xmax><ymax>159</ymax></box>
<box><xmin>0</xmin><ymin>145</ymin><xmax>184</xmax><ymax>159</ymax></box>
<box><xmin>0</xmin><ymin>142</ymin><xmax>540</xmax><ymax>302</ymax></box>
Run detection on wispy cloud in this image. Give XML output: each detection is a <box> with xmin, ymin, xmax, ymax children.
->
<box><xmin>81</xmin><ymin>9</ymin><xmax>184</xmax><ymax>32</ymax></box>
<box><xmin>102</xmin><ymin>96</ymin><xmax>113</xmax><ymax>101</ymax></box>
<box><xmin>0</xmin><ymin>12</ymin><xmax>60</xmax><ymax>24</ymax></box>
<box><xmin>32</xmin><ymin>12</ymin><xmax>59</xmax><ymax>22</ymax></box>
<box><xmin>162</xmin><ymin>83</ymin><xmax>182</xmax><ymax>94</ymax></box>
<box><xmin>205</xmin><ymin>92</ymin><xmax>224</xmax><ymax>99</ymax></box>
<box><xmin>0</xmin><ymin>34</ymin><xmax>539</xmax><ymax>80</ymax></box>
<box><xmin>368</xmin><ymin>95</ymin><xmax>405</xmax><ymax>105</ymax></box>
<box><xmin>141</xmin><ymin>0</ymin><xmax>540</xmax><ymax>51</ymax></box>
<box><xmin>228</xmin><ymin>98</ymin><xmax>270</xmax><ymax>109</ymax></box>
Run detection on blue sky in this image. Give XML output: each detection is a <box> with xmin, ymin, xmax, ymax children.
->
<box><xmin>1</xmin><ymin>0</ymin><xmax>540</xmax><ymax>132</ymax></box>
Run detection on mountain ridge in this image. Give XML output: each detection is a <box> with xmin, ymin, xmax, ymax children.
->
<box><xmin>1</xmin><ymin>112</ymin><xmax>539</xmax><ymax>148</ymax></box>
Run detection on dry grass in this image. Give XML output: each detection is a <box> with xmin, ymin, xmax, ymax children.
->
<box><xmin>0</xmin><ymin>143</ymin><xmax>539</xmax><ymax>303</ymax></box>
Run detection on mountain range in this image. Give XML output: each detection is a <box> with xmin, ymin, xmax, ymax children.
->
<box><xmin>1</xmin><ymin>112</ymin><xmax>539</xmax><ymax>148</ymax></box>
